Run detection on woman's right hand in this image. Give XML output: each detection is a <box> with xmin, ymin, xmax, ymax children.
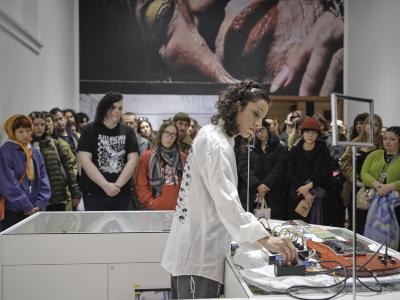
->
<box><xmin>257</xmin><ymin>184</ymin><xmax>269</xmax><ymax>194</ymax></box>
<box><xmin>258</xmin><ymin>236</ymin><xmax>298</xmax><ymax>264</ymax></box>
<box><xmin>26</xmin><ymin>207</ymin><xmax>40</xmax><ymax>216</ymax></box>
<box><xmin>356</xmin><ymin>179</ymin><xmax>365</xmax><ymax>188</ymax></box>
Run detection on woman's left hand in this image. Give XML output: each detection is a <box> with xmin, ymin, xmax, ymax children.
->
<box><xmin>376</xmin><ymin>183</ymin><xmax>396</xmax><ymax>196</ymax></box>
<box><xmin>297</xmin><ymin>182</ymin><xmax>313</xmax><ymax>196</ymax></box>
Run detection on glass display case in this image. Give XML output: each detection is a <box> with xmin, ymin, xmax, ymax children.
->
<box><xmin>224</xmin><ymin>225</ymin><xmax>400</xmax><ymax>300</ymax></box>
<box><xmin>1</xmin><ymin>211</ymin><xmax>174</xmax><ymax>234</ymax></box>
<box><xmin>0</xmin><ymin>211</ymin><xmax>174</xmax><ymax>300</ymax></box>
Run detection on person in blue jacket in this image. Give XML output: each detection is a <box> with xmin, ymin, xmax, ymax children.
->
<box><xmin>0</xmin><ymin>114</ymin><xmax>51</xmax><ymax>231</ymax></box>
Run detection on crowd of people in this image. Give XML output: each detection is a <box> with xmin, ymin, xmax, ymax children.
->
<box><xmin>0</xmin><ymin>88</ymin><xmax>399</xmax><ymax>252</ymax></box>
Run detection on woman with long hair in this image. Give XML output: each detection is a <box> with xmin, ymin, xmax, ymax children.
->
<box><xmin>77</xmin><ymin>91</ymin><xmax>139</xmax><ymax>211</ymax></box>
<box><xmin>340</xmin><ymin>114</ymin><xmax>383</xmax><ymax>232</ymax></box>
<box><xmin>137</xmin><ymin>118</ymin><xmax>156</xmax><ymax>146</ymax></box>
<box><xmin>187</xmin><ymin>117</ymin><xmax>201</xmax><ymax>140</ymax></box>
<box><xmin>238</xmin><ymin>119</ymin><xmax>287</xmax><ymax>219</ymax></box>
<box><xmin>0</xmin><ymin>114</ymin><xmax>51</xmax><ymax>230</ymax></box>
<box><xmin>136</xmin><ymin>120</ymin><xmax>186</xmax><ymax>210</ymax></box>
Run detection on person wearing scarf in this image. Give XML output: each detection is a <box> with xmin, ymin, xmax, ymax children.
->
<box><xmin>136</xmin><ymin>120</ymin><xmax>186</xmax><ymax>210</ymax></box>
<box><xmin>0</xmin><ymin>114</ymin><xmax>51</xmax><ymax>230</ymax></box>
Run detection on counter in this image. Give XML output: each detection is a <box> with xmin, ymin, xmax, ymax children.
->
<box><xmin>0</xmin><ymin>211</ymin><xmax>174</xmax><ymax>300</ymax></box>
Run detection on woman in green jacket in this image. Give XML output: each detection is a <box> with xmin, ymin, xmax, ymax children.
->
<box><xmin>29</xmin><ymin>111</ymin><xmax>81</xmax><ymax>211</ymax></box>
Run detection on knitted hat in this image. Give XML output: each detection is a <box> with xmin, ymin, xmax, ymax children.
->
<box><xmin>3</xmin><ymin>114</ymin><xmax>34</xmax><ymax>181</ymax></box>
<box><xmin>299</xmin><ymin>117</ymin><xmax>321</xmax><ymax>132</ymax></box>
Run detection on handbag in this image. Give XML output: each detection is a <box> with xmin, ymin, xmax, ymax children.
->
<box><xmin>356</xmin><ymin>187</ymin><xmax>376</xmax><ymax>210</ymax></box>
<box><xmin>253</xmin><ymin>195</ymin><xmax>271</xmax><ymax>219</ymax></box>
<box><xmin>295</xmin><ymin>199</ymin><xmax>311</xmax><ymax>218</ymax></box>
<box><xmin>356</xmin><ymin>155</ymin><xmax>399</xmax><ymax>210</ymax></box>
<box><xmin>0</xmin><ymin>172</ymin><xmax>27</xmax><ymax>221</ymax></box>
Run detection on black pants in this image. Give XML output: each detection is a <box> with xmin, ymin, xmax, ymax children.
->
<box><xmin>171</xmin><ymin>275</ymin><xmax>223</xmax><ymax>299</ymax></box>
<box><xmin>83</xmin><ymin>190</ymin><xmax>130</xmax><ymax>211</ymax></box>
<box><xmin>47</xmin><ymin>202</ymin><xmax>66</xmax><ymax>211</ymax></box>
<box><xmin>1</xmin><ymin>210</ymin><xmax>27</xmax><ymax>231</ymax></box>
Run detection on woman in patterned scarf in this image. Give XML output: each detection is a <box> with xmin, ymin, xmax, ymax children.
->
<box><xmin>135</xmin><ymin>120</ymin><xmax>186</xmax><ymax>210</ymax></box>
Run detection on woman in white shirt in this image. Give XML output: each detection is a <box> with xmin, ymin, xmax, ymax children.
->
<box><xmin>162</xmin><ymin>81</ymin><xmax>297</xmax><ymax>299</ymax></box>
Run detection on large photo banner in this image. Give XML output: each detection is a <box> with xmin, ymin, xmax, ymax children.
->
<box><xmin>80</xmin><ymin>0</ymin><xmax>344</xmax><ymax>95</ymax></box>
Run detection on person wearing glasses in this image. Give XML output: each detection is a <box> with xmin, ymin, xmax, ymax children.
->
<box><xmin>237</xmin><ymin>119</ymin><xmax>288</xmax><ymax>219</ymax></box>
<box><xmin>162</xmin><ymin>81</ymin><xmax>297</xmax><ymax>299</ymax></box>
<box><xmin>135</xmin><ymin>120</ymin><xmax>186</xmax><ymax>210</ymax></box>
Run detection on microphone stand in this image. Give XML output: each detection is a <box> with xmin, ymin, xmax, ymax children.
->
<box><xmin>246</xmin><ymin>134</ymin><xmax>256</xmax><ymax>212</ymax></box>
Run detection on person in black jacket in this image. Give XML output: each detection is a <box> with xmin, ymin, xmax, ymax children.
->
<box><xmin>238</xmin><ymin>120</ymin><xmax>288</xmax><ymax>220</ymax></box>
<box><xmin>287</xmin><ymin>117</ymin><xmax>335</xmax><ymax>225</ymax></box>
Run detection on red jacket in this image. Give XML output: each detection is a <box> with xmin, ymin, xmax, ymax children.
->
<box><xmin>135</xmin><ymin>149</ymin><xmax>186</xmax><ymax>210</ymax></box>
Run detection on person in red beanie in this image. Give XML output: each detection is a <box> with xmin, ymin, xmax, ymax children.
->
<box><xmin>286</xmin><ymin>117</ymin><xmax>335</xmax><ymax>225</ymax></box>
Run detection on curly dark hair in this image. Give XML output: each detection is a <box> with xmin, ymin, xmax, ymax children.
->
<box><xmin>211</xmin><ymin>81</ymin><xmax>271</xmax><ymax>137</ymax></box>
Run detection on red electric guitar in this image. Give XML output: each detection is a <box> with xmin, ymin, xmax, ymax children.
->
<box><xmin>307</xmin><ymin>239</ymin><xmax>400</xmax><ymax>277</ymax></box>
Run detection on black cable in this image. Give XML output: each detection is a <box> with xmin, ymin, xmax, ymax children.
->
<box><xmin>286</xmin><ymin>260</ymin><xmax>347</xmax><ymax>300</ymax></box>
<box><xmin>296</xmin><ymin>240</ymin><xmax>387</xmax><ymax>298</ymax></box>
<box><xmin>344</xmin><ymin>265</ymin><xmax>382</xmax><ymax>293</ymax></box>
<box><xmin>258</xmin><ymin>216</ymin><xmax>273</xmax><ymax>234</ymax></box>
<box><xmin>346</xmin><ymin>240</ymin><xmax>385</xmax><ymax>293</ymax></box>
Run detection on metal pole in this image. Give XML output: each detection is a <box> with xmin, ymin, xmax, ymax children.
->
<box><xmin>352</xmin><ymin>145</ymin><xmax>357</xmax><ymax>300</ymax></box>
<box><xmin>246</xmin><ymin>143</ymin><xmax>251</xmax><ymax>212</ymax></box>
<box><xmin>246</xmin><ymin>135</ymin><xmax>256</xmax><ymax>212</ymax></box>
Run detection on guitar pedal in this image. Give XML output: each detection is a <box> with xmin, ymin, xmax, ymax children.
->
<box><xmin>274</xmin><ymin>257</ymin><xmax>306</xmax><ymax>276</ymax></box>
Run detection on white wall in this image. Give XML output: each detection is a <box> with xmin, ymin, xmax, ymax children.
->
<box><xmin>345</xmin><ymin>0</ymin><xmax>400</xmax><ymax>127</ymax></box>
<box><xmin>80</xmin><ymin>94</ymin><xmax>218</xmax><ymax>130</ymax></box>
<box><xmin>0</xmin><ymin>0</ymin><xmax>78</xmax><ymax>143</ymax></box>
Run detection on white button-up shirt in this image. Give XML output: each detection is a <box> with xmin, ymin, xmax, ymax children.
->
<box><xmin>161</xmin><ymin>123</ymin><xmax>268</xmax><ymax>284</ymax></box>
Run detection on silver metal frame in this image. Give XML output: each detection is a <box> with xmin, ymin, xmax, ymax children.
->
<box><xmin>330</xmin><ymin>93</ymin><xmax>375</xmax><ymax>147</ymax></box>
<box><xmin>330</xmin><ymin>93</ymin><xmax>375</xmax><ymax>300</ymax></box>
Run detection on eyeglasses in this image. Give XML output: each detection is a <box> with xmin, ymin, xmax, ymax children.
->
<box><xmin>162</xmin><ymin>131</ymin><xmax>177</xmax><ymax>138</ymax></box>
